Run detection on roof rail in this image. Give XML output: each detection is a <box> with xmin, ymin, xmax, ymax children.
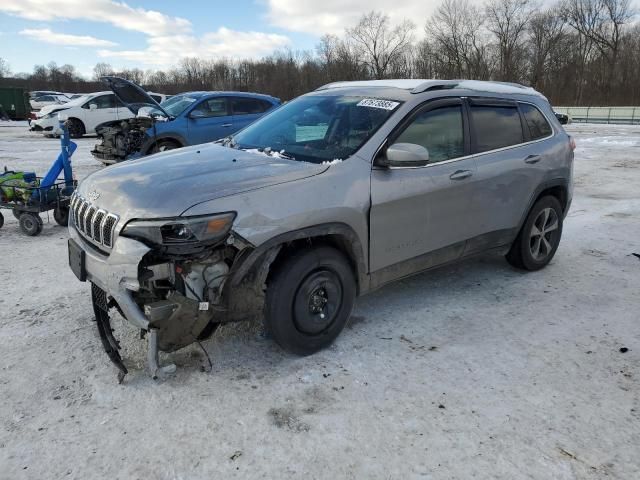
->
<box><xmin>315</xmin><ymin>79</ymin><xmax>543</xmax><ymax>97</ymax></box>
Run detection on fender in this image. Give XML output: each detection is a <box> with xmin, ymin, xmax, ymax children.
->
<box><xmin>516</xmin><ymin>178</ymin><xmax>570</xmax><ymax>234</ymax></box>
<box><xmin>229</xmin><ymin>222</ymin><xmax>369</xmax><ymax>294</ymax></box>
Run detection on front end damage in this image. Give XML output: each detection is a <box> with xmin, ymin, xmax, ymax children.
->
<box><xmin>69</xmin><ymin>211</ymin><xmax>277</xmax><ymax>381</ymax></box>
<box><xmin>92</xmin><ymin>117</ymin><xmax>153</xmax><ymax>164</ymax></box>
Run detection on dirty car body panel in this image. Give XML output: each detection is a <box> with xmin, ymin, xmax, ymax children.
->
<box><xmin>68</xmin><ymin>79</ymin><xmax>573</xmax><ymax>379</ymax></box>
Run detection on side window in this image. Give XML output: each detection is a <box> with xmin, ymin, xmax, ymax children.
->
<box><xmin>519</xmin><ymin>103</ymin><xmax>552</xmax><ymax>140</ymax></box>
<box><xmin>191</xmin><ymin>98</ymin><xmax>228</xmax><ymax>118</ymax></box>
<box><xmin>231</xmin><ymin>98</ymin><xmax>265</xmax><ymax>115</ymax></box>
<box><xmin>84</xmin><ymin>94</ymin><xmax>116</xmax><ymax>109</ymax></box>
<box><xmin>470</xmin><ymin>104</ymin><xmax>523</xmax><ymax>152</ymax></box>
<box><xmin>394</xmin><ymin>105</ymin><xmax>465</xmax><ymax>163</ymax></box>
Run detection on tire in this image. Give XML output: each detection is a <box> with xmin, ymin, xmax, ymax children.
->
<box><xmin>506</xmin><ymin>195</ymin><xmax>563</xmax><ymax>271</ymax></box>
<box><xmin>19</xmin><ymin>212</ymin><xmax>43</xmax><ymax>236</ymax></box>
<box><xmin>67</xmin><ymin>118</ymin><xmax>85</xmax><ymax>139</ymax></box>
<box><xmin>12</xmin><ymin>209</ymin><xmax>23</xmax><ymax>220</ymax></box>
<box><xmin>54</xmin><ymin>206</ymin><xmax>69</xmax><ymax>226</ymax></box>
<box><xmin>151</xmin><ymin>140</ymin><xmax>179</xmax><ymax>154</ymax></box>
<box><xmin>265</xmin><ymin>246</ymin><xmax>356</xmax><ymax>356</ymax></box>
<box><xmin>0</xmin><ymin>212</ymin><xmax>3</xmax><ymax>229</ymax></box>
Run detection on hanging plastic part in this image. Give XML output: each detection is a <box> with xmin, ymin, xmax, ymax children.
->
<box><xmin>92</xmin><ymin>283</ymin><xmax>128</xmax><ymax>383</ymax></box>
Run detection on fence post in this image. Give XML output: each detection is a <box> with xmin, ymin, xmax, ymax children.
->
<box><xmin>632</xmin><ymin>107</ymin><xmax>637</xmax><ymax>125</ymax></box>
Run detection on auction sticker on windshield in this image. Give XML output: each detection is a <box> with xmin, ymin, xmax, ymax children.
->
<box><xmin>357</xmin><ymin>98</ymin><xmax>400</xmax><ymax>110</ymax></box>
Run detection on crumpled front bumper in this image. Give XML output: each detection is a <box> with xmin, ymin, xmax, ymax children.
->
<box><xmin>69</xmin><ymin>224</ymin><xmax>150</xmax><ymax>329</ymax></box>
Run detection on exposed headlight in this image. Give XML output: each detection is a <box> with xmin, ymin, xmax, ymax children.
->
<box><xmin>121</xmin><ymin>212</ymin><xmax>236</xmax><ymax>247</ymax></box>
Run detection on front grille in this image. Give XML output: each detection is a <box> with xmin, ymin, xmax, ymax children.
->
<box><xmin>71</xmin><ymin>193</ymin><xmax>119</xmax><ymax>250</ymax></box>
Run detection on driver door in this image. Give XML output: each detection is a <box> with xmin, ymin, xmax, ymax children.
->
<box><xmin>187</xmin><ymin>97</ymin><xmax>233</xmax><ymax>144</ymax></box>
<box><xmin>369</xmin><ymin>98</ymin><xmax>479</xmax><ymax>276</ymax></box>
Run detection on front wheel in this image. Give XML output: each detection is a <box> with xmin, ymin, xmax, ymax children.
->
<box><xmin>151</xmin><ymin>140</ymin><xmax>179</xmax><ymax>154</ymax></box>
<box><xmin>67</xmin><ymin>118</ymin><xmax>85</xmax><ymax>139</ymax></box>
<box><xmin>506</xmin><ymin>196</ymin><xmax>563</xmax><ymax>271</ymax></box>
<box><xmin>265</xmin><ymin>246</ymin><xmax>356</xmax><ymax>356</ymax></box>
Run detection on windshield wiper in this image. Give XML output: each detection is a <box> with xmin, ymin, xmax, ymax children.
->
<box><xmin>215</xmin><ymin>135</ymin><xmax>237</xmax><ymax>148</ymax></box>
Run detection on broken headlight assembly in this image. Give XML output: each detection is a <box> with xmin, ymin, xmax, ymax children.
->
<box><xmin>120</xmin><ymin>212</ymin><xmax>236</xmax><ymax>252</ymax></box>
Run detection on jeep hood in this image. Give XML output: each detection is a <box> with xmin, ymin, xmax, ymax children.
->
<box><xmin>102</xmin><ymin>76</ymin><xmax>169</xmax><ymax>117</ymax></box>
<box><xmin>77</xmin><ymin>143</ymin><xmax>328</xmax><ymax>221</ymax></box>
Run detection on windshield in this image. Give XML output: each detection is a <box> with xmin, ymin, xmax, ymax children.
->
<box><xmin>160</xmin><ymin>94</ymin><xmax>199</xmax><ymax>117</ymax></box>
<box><xmin>231</xmin><ymin>95</ymin><xmax>401</xmax><ymax>163</ymax></box>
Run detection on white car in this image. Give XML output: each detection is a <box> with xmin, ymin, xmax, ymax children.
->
<box><xmin>30</xmin><ymin>91</ymin><xmax>166</xmax><ymax>138</ymax></box>
<box><xmin>29</xmin><ymin>94</ymin><xmax>70</xmax><ymax>111</ymax></box>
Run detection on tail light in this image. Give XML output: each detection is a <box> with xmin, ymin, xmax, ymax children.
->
<box><xmin>569</xmin><ymin>136</ymin><xmax>576</xmax><ymax>151</ymax></box>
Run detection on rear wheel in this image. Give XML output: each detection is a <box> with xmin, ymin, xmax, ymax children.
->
<box><xmin>67</xmin><ymin>118</ymin><xmax>85</xmax><ymax>138</ymax></box>
<box><xmin>265</xmin><ymin>246</ymin><xmax>356</xmax><ymax>356</ymax></box>
<box><xmin>507</xmin><ymin>196</ymin><xmax>563</xmax><ymax>271</ymax></box>
<box><xmin>54</xmin><ymin>206</ymin><xmax>69</xmax><ymax>226</ymax></box>
<box><xmin>19</xmin><ymin>212</ymin><xmax>43</xmax><ymax>236</ymax></box>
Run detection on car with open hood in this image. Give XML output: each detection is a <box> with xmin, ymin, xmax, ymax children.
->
<box><xmin>91</xmin><ymin>77</ymin><xmax>280</xmax><ymax>164</ymax></box>
<box><xmin>67</xmin><ymin>79</ymin><xmax>574</xmax><ymax>381</ymax></box>
<box><xmin>29</xmin><ymin>89</ymin><xmax>167</xmax><ymax>138</ymax></box>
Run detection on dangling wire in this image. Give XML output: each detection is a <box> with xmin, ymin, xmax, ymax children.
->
<box><xmin>197</xmin><ymin>341</ymin><xmax>213</xmax><ymax>372</ymax></box>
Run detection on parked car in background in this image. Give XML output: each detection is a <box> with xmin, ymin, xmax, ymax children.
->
<box><xmin>91</xmin><ymin>77</ymin><xmax>280</xmax><ymax>164</ymax></box>
<box><xmin>29</xmin><ymin>90</ymin><xmax>64</xmax><ymax>99</ymax></box>
<box><xmin>554</xmin><ymin>112</ymin><xmax>571</xmax><ymax>124</ymax></box>
<box><xmin>68</xmin><ymin>79</ymin><xmax>573</xmax><ymax>378</ymax></box>
<box><xmin>29</xmin><ymin>94</ymin><xmax>69</xmax><ymax>111</ymax></box>
<box><xmin>29</xmin><ymin>90</ymin><xmax>166</xmax><ymax>138</ymax></box>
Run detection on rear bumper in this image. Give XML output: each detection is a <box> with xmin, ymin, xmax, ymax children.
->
<box><xmin>68</xmin><ymin>223</ymin><xmax>151</xmax><ymax>329</ymax></box>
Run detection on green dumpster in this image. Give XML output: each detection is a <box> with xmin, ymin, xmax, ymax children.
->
<box><xmin>0</xmin><ymin>87</ymin><xmax>30</xmax><ymax>120</ymax></box>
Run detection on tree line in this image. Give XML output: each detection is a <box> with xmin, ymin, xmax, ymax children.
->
<box><xmin>1</xmin><ymin>0</ymin><xmax>638</xmax><ymax>106</ymax></box>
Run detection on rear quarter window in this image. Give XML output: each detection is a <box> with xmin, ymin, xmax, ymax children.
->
<box><xmin>471</xmin><ymin>104</ymin><xmax>523</xmax><ymax>153</ymax></box>
<box><xmin>520</xmin><ymin>103</ymin><xmax>553</xmax><ymax>140</ymax></box>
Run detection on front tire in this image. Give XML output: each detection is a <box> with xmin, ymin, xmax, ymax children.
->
<box><xmin>507</xmin><ymin>196</ymin><xmax>563</xmax><ymax>271</ymax></box>
<box><xmin>19</xmin><ymin>212</ymin><xmax>43</xmax><ymax>236</ymax></box>
<box><xmin>54</xmin><ymin>206</ymin><xmax>69</xmax><ymax>226</ymax></box>
<box><xmin>150</xmin><ymin>139</ymin><xmax>180</xmax><ymax>154</ymax></box>
<box><xmin>266</xmin><ymin>246</ymin><xmax>356</xmax><ymax>356</ymax></box>
<box><xmin>67</xmin><ymin>118</ymin><xmax>85</xmax><ymax>138</ymax></box>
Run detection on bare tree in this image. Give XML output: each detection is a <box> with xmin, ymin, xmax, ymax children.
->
<box><xmin>346</xmin><ymin>11</ymin><xmax>415</xmax><ymax>79</ymax></box>
<box><xmin>528</xmin><ymin>7</ymin><xmax>566</xmax><ymax>89</ymax></box>
<box><xmin>93</xmin><ymin>62</ymin><xmax>114</xmax><ymax>80</ymax></box>
<box><xmin>425</xmin><ymin>0</ymin><xmax>491</xmax><ymax>79</ymax></box>
<box><xmin>486</xmin><ymin>0</ymin><xmax>536</xmax><ymax>81</ymax></box>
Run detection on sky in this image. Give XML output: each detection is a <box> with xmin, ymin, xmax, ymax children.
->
<box><xmin>0</xmin><ymin>0</ymin><xmax>446</xmax><ymax>79</ymax></box>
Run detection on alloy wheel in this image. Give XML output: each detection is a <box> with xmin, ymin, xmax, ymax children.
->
<box><xmin>529</xmin><ymin>207</ymin><xmax>559</xmax><ymax>261</ymax></box>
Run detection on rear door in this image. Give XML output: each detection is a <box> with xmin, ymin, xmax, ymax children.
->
<box><xmin>464</xmin><ymin>98</ymin><xmax>552</xmax><ymax>253</ymax></box>
<box><xmin>187</xmin><ymin>97</ymin><xmax>232</xmax><ymax>144</ymax></box>
<box><xmin>231</xmin><ymin>97</ymin><xmax>273</xmax><ymax>131</ymax></box>
<box><xmin>369</xmin><ymin>98</ymin><xmax>479</xmax><ymax>274</ymax></box>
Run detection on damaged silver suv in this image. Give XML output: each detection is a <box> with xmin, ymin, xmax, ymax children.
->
<box><xmin>68</xmin><ymin>79</ymin><xmax>574</xmax><ymax>380</ymax></box>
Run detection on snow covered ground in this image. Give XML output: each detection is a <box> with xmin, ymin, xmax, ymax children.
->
<box><xmin>0</xmin><ymin>121</ymin><xmax>638</xmax><ymax>479</ymax></box>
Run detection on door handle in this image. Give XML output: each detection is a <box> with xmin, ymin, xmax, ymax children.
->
<box><xmin>524</xmin><ymin>154</ymin><xmax>542</xmax><ymax>164</ymax></box>
<box><xmin>222</xmin><ymin>123</ymin><xmax>232</xmax><ymax>128</ymax></box>
<box><xmin>449</xmin><ymin>169</ymin><xmax>473</xmax><ymax>180</ymax></box>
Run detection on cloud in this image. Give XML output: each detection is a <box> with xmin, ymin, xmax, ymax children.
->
<box><xmin>0</xmin><ymin>0</ymin><xmax>190</xmax><ymax>37</ymax></box>
<box><xmin>265</xmin><ymin>0</ymin><xmax>449</xmax><ymax>35</ymax></box>
<box><xmin>20</xmin><ymin>28</ymin><xmax>117</xmax><ymax>47</ymax></box>
<box><xmin>98</xmin><ymin>28</ymin><xmax>291</xmax><ymax>66</ymax></box>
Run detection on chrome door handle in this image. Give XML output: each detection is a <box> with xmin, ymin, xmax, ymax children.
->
<box><xmin>222</xmin><ymin>123</ymin><xmax>232</xmax><ymax>128</ymax></box>
<box><xmin>525</xmin><ymin>154</ymin><xmax>542</xmax><ymax>164</ymax></box>
<box><xmin>450</xmin><ymin>170</ymin><xmax>473</xmax><ymax>180</ymax></box>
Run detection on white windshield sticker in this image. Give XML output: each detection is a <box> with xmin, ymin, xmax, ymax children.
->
<box><xmin>357</xmin><ymin>98</ymin><xmax>400</xmax><ymax>110</ymax></box>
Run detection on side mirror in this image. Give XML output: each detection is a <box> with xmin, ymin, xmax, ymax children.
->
<box><xmin>189</xmin><ymin>110</ymin><xmax>206</xmax><ymax>119</ymax></box>
<box><xmin>89</xmin><ymin>103</ymin><xmax>97</xmax><ymax>111</ymax></box>
<box><xmin>382</xmin><ymin>143</ymin><xmax>430</xmax><ymax>167</ymax></box>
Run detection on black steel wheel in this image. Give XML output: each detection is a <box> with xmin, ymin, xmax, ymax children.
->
<box><xmin>54</xmin><ymin>206</ymin><xmax>69</xmax><ymax>226</ymax></box>
<box><xmin>19</xmin><ymin>212</ymin><xmax>43</xmax><ymax>236</ymax></box>
<box><xmin>266</xmin><ymin>246</ymin><xmax>356</xmax><ymax>356</ymax></box>
<box><xmin>507</xmin><ymin>195</ymin><xmax>563</xmax><ymax>271</ymax></box>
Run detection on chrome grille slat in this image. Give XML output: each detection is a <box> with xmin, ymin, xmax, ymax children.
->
<box><xmin>70</xmin><ymin>193</ymin><xmax>119</xmax><ymax>251</ymax></box>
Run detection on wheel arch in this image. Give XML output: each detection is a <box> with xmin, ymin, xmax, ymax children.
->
<box><xmin>144</xmin><ymin>134</ymin><xmax>185</xmax><ymax>154</ymax></box>
<box><xmin>67</xmin><ymin>117</ymin><xmax>86</xmax><ymax>134</ymax></box>
<box><xmin>517</xmin><ymin>179</ymin><xmax>569</xmax><ymax>233</ymax></box>
<box><xmin>228</xmin><ymin>223</ymin><xmax>368</xmax><ymax>297</ymax></box>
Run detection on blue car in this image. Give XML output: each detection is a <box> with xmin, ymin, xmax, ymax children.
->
<box><xmin>92</xmin><ymin>77</ymin><xmax>280</xmax><ymax>164</ymax></box>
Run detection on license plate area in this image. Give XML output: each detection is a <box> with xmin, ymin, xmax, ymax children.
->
<box><xmin>68</xmin><ymin>238</ymin><xmax>86</xmax><ymax>281</ymax></box>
